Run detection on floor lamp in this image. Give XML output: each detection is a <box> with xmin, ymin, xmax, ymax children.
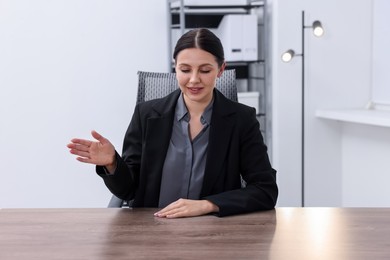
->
<box><xmin>281</xmin><ymin>11</ymin><xmax>324</xmax><ymax>207</ymax></box>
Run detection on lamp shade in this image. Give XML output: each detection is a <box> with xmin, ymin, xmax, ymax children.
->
<box><xmin>312</xmin><ymin>20</ymin><xmax>324</xmax><ymax>37</ymax></box>
<box><xmin>281</xmin><ymin>49</ymin><xmax>295</xmax><ymax>62</ymax></box>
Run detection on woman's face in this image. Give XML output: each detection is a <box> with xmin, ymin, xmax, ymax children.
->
<box><xmin>175</xmin><ymin>48</ymin><xmax>225</xmax><ymax>106</ymax></box>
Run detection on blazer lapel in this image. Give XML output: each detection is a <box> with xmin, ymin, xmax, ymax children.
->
<box><xmin>142</xmin><ymin>90</ymin><xmax>181</xmax><ymax>205</ymax></box>
<box><xmin>201</xmin><ymin>90</ymin><xmax>236</xmax><ymax>197</ymax></box>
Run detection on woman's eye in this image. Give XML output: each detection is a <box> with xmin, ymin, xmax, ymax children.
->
<box><xmin>200</xmin><ymin>70</ymin><xmax>211</xmax><ymax>74</ymax></box>
<box><xmin>180</xmin><ymin>69</ymin><xmax>190</xmax><ymax>73</ymax></box>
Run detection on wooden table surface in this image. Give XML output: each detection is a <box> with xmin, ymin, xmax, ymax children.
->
<box><xmin>1</xmin><ymin>207</ymin><xmax>390</xmax><ymax>259</ymax></box>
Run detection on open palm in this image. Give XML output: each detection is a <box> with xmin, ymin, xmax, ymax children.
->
<box><xmin>67</xmin><ymin>130</ymin><xmax>116</xmax><ymax>167</ymax></box>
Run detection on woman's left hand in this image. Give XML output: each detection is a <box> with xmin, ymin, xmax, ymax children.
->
<box><xmin>154</xmin><ymin>199</ymin><xmax>219</xmax><ymax>218</ymax></box>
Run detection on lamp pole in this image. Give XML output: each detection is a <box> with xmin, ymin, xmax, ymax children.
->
<box><xmin>281</xmin><ymin>11</ymin><xmax>323</xmax><ymax>208</ymax></box>
<box><xmin>301</xmin><ymin>10</ymin><xmax>305</xmax><ymax>207</ymax></box>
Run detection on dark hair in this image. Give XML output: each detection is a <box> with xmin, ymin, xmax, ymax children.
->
<box><xmin>173</xmin><ymin>28</ymin><xmax>225</xmax><ymax>67</ymax></box>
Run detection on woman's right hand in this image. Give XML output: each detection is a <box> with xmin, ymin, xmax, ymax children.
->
<box><xmin>67</xmin><ymin>130</ymin><xmax>116</xmax><ymax>173</ymax></box>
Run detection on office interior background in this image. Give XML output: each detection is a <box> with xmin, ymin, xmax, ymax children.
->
<box><xmin>1</xmin><ymin>0</ymin><xmax>389</xmax><ymax>208</ymax></box>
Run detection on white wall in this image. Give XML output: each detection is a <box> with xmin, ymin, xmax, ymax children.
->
<box><xmin>340</xmin><ymin>0</ymin><xmax>390</xmax><ymax>207</ymax></box>
<box><xmin>342</xmin><ymin>124</ymin><xmax>390</xmax><ymax>206</ymax></box>
<box><xmin>269</xmin><ymin>0</ymin><xmax>305</xmax><ymax>206</ymax></box>
<box><xmin>270</xmin><ymin>0</ymin><xmax>373</xmax><ymax>206</ymax></box>
<box><xmin>0</xmin><ymin>0</ymin><xmax>168</xmax><ymax>208</ymax></box>
<box><xmin>372</xmin><ymin>0</ymin><xmax>390</xmax><ymax>105</ymax></box>
<box><xmin>304</xmin><ymin>0</ymin><xmax>372</xmax><ymax>206</ymax></box>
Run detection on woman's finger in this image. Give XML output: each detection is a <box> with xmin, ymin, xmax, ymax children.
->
<box><xmin>165</xmin><ymin>208</ymin><xmax>187</xmax><ymax>218</ymax></box>
<box><xmin>70</xmin><ymin>138</ymin><xmax>92</xmax><ymax>147</ymax></box>
<box><xmin>69</xmin><ymin>149</ymin><xmax>90</xmax><ymax>158</ymax></box>
<box><xmin>91</xmin><ymin>130</ymin><xmax>107</xmax><ymax>143</ymax></box>
<box><xmin>155</xmin><ymin>207</ymin><xmax>183</xmax><ymax>218</ymax></box>
<box><xmin>68</xmin><ymin>142</ymin><xmax>90</xmax><ymax>151</ymax></box>
<box><xmin>67</xmin><ymin>143</ymin><xmax>90</xmax><ymax>152</ymax></box>
<box><xmin>155</xmin><ymin>200</ymin><xmax>181</xmax><ymax>215</ymax></box>
<box><xmin>76</xmin><ymin>156</ymin><xmax>94</xmax><ymax>164</ymax></box>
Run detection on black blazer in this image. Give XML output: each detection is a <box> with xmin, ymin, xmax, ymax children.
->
<box><xmin>98</xmin><ymin>89</ymin><xmax>278</xmax><ymax>217</ymax></box>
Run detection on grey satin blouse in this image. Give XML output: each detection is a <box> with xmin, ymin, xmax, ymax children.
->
<box><xmin>158</xmin><ymin>93</ymin><xmax>214</xmax><ymax>207</ymax></box>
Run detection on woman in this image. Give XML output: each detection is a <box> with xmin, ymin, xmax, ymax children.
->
<box><xmin>67</xmin><ymin>28</ymin><xmax>278</xmax><ymax>218</ymax></box>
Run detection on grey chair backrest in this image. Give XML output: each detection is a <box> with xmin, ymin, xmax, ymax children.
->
<box><xmin>108</xmin><ymin>69</ymin><xmax>237</xmax><ymax>208</ymax></box>
<box><xmin>136</xmin><ymin>69</ymin><xmax>237</xmax><ymax>103</ymax></box>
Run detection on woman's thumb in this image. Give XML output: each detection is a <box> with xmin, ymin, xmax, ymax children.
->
<box><xmin>91</xmin><ymin>130</ymin><xmax>106</xmax><ymax>143</ymax></box>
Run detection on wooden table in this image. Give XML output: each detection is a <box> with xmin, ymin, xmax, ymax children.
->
<box><xmin>1</xmin><ymin>208</ymin><xmax>390</xmax><ymax>259</ymax></box>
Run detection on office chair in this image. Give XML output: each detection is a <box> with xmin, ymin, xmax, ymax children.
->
<box><xmin>108</xmin><ymin>69</ymin><xmax>237</xmax><ymax>208</ymax></box>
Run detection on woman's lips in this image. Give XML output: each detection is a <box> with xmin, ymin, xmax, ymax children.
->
<box><xmin>188</xmin><ymin>87</ymin><xmax>203</xmax><ymax>94</ymax></box>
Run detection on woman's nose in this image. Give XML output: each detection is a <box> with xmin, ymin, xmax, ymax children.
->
<box><xmin>189</xmin><ymin>72</ymin><xmax>200</xmax><ymax>83</ymax></box>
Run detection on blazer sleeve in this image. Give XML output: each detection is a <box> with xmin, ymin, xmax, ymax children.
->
<box><xmin>96</xmin><ymin>104</ymin><xmax>142</xmax><ymax>201</ymax></box>
<box><xmin>204</xmin><ymin>106</ymin><xmax>278</xmax><ymax>217</ymax></box>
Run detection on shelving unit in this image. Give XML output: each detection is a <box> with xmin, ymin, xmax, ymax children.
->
<box><xmin>167</xmin><ymin>0</ymin><xmax>269</xmax><ymax>142</ymax></box>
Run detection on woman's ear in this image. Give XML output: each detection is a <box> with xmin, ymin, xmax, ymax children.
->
<box><xmin>217</xmin><ymin>62</ymin><xmax>226</xmax><ymax>78</ymax></box>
